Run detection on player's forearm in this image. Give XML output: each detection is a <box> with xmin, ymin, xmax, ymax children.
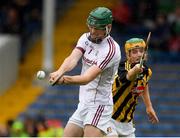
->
<box><xmin>63</xmin><ymin>75</ymin><xmax>90</xmax><ymax>85</ymax></box>
<box><xmin>58</xmin><ymin>56</ymin><xmax>78</xmax><ymax>74</ymax></box>
<box><xmin>62</xmin><ymin>64</ymin><xmax>101</xmax><ymax>85</ymax></box>
<box><xmin>141</xmin><ymin>85</ymin><xmax>152</xmax><ymax>108</ymax></box>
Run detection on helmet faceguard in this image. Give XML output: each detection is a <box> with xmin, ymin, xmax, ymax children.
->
<box><xmin>125</xmin><ymin>38</ymin><xmax>146</xmax><ymax>55</ymax></box>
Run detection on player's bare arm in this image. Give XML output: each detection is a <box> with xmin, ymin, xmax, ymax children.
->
<box><xmin>62</xmin><ymin>65</ymin><xmax>102</xmax><ymax>85</ymax></box>
<box><xmin>141</xmin><ymin>84</ymin><xmax>159</xmax><ymax>124</ymax></box>
<box><xmin>49</xmin><ymin>48</ymin><xmax>82</xmax><ymax>83</ymax></box>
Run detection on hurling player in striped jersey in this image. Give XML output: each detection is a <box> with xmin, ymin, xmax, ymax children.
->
<box><xmin>108</xmin><ymin>38</ymin><xmax>159</xmax><ymax>137</ymax></box>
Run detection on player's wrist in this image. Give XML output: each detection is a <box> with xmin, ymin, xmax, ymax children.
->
<box><xmin>146</xmin><ymin>105</ymin><xmax>153</xmax><ymax>110</ymax></box>
<box><xmin>62</xmin><ymin>76</ymin><xmax>71</xmax><ymax>84</ymax></box>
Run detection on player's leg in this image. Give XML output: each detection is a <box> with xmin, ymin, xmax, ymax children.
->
<box><xmin>63</xmin><ymin>123</ymin><xmax>83</xmax><ymax>137</ymax></box>
<box><xmin>84</xmin><ymin>105</ymin><xmax>113</xmax><ymax>137</ymax></box>
<box><xmin>84</xmin><ymin>124</ymin><xmax>104</xmax><ymax>137</ymax></box>
<box><xmin>63</xmin><ymin>103</ymin><xmax>84</xmax><ymax>137</ymax></box>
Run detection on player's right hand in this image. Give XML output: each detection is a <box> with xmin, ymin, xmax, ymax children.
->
<box><xmin>146</xmin><ymin>106</ymin><xmax>159</xmax><ymax>124</ymax></box>
<box><xmin>49</xmin><ymin>71</ymin><xmax>60</xmax><ymax>84</ymax></box>
<box><xmin>134</xmin><ymin>64</ymin><xmax>144</xmax><ymax>74</ymax></box>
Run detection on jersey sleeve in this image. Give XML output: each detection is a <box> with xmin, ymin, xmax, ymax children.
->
<box><xmin>75</xmin><ymin>33</ymin><xmax>87</xmax><ymax>54</ymax></box>
<box><xmin>118</xmin><ymin>61</ymin><xmax>130</xmax><ymax>83</ymax></box>
<box><xmin>147</xmin><ymin>68</ymin><xmax>152</xmax><ymax>82</ymax></box>
<box><xmin>97</xmin><ymin>38</ymin><xmax>117</xmax><ymax>70</ymax></box>
<box><xmin>112</xmin><ymin>74</ymin><xmax>120</xmax><ymax>95</ymax></box>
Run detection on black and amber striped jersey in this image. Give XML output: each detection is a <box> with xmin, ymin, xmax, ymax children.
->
<box><xmin>112</xmin><ymin>60</ymin><xmax>152</xmax><ymax>122</ymax></box>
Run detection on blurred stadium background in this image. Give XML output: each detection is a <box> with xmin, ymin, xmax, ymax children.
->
<box><xmin>0</xmin><ymin>0</ymin><xmax>179</xmax><ymax>137</ymax></box>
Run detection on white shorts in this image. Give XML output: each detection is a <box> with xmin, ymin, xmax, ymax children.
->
<box><xmin>67</xmin><ymin>102</ymin><xmax>113</xmax><ymax>135</ymax></box>
<box><xmin>107</xmin><ymin>118</ymin><xmax>136</xmax><ymax>137</ymax></box>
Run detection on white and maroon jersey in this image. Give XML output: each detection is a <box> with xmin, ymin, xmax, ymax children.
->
<box><xmin>76</xmin><ymin>33</ymin><xmax>121</xmax><ymax>106</ymax></box>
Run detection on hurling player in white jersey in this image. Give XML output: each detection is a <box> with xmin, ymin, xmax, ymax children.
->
<box><xmin>49</xmin><ymin>7</ymin><xmax>121</xmax><ymax>137</ymax></box>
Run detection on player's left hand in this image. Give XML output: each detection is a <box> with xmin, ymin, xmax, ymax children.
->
<box><xmin>58</xmin><ymin>76</ymin><xmax>64</xmax><ymax>84</ymax></box>
<box><xmin>146</xmin><ymin>106</ymin><xmax>159</xmax><ymax>124</ymax></box>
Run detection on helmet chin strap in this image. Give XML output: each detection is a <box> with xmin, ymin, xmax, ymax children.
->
<box><xmin>105</xmin><ymin>26</ymin><xmax>110</xmax><ymax>36</ymax></box>
<box><xmin>88</xmin><ymin>26</ymin><xmax>109</xmax><ymax>44</ymax></box>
